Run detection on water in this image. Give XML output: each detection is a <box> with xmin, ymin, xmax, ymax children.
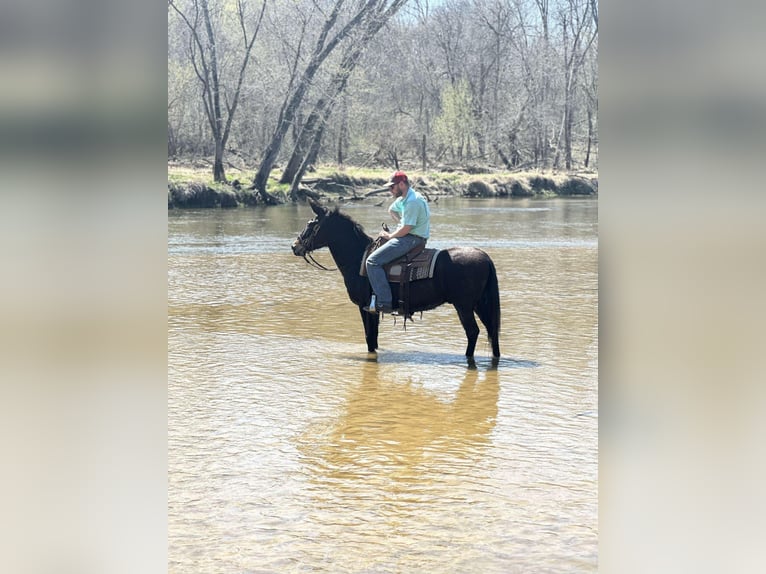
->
<box><xmin>169</xmin><ymin>197</ymin><xmax>598</xmax><ymax>572</ymax></box>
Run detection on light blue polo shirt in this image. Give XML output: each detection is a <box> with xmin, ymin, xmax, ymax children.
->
<box><xmin>391</xmin><ymin>188</ymin><xmax>430</xmax><ymax>239</ymax></box>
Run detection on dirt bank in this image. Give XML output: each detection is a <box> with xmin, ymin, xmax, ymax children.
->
<box><xmin>167</xmin><ymin>167</ymin><xmax>597</xmax><ymax>209</ymax></box>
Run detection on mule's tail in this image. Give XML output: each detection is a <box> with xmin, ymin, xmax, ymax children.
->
<box><xmin>476</xmin><ymin>258</ymin><xmax>501</xmax><ymax>358</ymax></box>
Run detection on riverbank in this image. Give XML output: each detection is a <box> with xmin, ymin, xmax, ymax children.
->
<box><xmin>167</xmin><ymin>162</ymin><xmax>597</xmax><ymax>208</ymax></box>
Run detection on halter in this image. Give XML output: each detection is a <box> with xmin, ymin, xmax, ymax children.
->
<box><xmin>296</xmin><ymin>218</ymin><xmax>337</xmax><ymax>272</ymax></box>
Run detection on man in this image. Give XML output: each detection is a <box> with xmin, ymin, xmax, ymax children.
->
<box><xmin>364</xmin><ymin>170</ymin><xmax>430</xmax><ymax>314</ymax></box>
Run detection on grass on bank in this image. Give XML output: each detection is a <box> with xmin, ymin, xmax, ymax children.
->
<box><xmin>168</xmin><ymin>162</ymin><xmax>597</xmax><ymax>193</ymax></box>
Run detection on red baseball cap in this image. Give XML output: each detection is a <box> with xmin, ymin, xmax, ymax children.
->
<box><xmin>385</xmin><ymin>170</ymin><xmax>408</xmax><ymax>187</ymax></box>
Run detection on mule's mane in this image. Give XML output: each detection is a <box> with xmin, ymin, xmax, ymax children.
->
<box><xmin>329</xmin><ymin>207</ymin><xmax>372</xmax><ymax>245</ymax></box>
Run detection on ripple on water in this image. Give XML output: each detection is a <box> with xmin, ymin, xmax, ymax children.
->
<box><xmin>169</xmin><ymin>200</ymin><xmax>598</xmax><ymax>572</ymax></box>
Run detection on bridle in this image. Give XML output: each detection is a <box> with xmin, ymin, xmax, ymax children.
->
<box><xmin>295</xmin><ymin>219</ymin><xmax>337</xmax><ymax>271</ymax></box>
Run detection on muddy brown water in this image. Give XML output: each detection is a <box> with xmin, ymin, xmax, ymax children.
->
<box><xmin>169</xmin><ymin>197</ymin><xmax>598</xmax><ymax>572</ymax></box>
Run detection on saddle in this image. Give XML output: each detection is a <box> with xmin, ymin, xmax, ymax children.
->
<box><xmin>359</xmin><ymin>237</ymin><xmax>439</xmax><ymax>283</ymax></box>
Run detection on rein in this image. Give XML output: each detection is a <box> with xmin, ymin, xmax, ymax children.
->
<box><xmin>302</xmin><ymin>252</ymin><xmax>336</xmax><ymax>271</ymax></box>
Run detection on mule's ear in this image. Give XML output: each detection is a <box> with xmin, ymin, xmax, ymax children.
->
<box><xmin>309</xmin><ymin>198</ymin><xmax>327</xmax><ymax>217</ymax></box>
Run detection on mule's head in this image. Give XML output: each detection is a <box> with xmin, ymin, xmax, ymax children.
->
<box><xmin>292</xmin><ymin>199</ymin><xmax>331</xmax><ymax>256</ymax></box>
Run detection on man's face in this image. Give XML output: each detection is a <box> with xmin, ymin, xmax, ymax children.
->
<box><xmin>390</xmin><ymin>181</ymin><xmax>404</xmax><ymax>197</ymax></box>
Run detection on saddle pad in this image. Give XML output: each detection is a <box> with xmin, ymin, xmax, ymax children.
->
<box><xmin>360</xmin><ymin>247</ymin><xmax>440</xmax><ymax>283</ymax></box>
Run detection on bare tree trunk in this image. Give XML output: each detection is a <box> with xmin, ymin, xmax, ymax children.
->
<box><xmin>493</xmin><ymin>142</ymin><xmax>512</xmax><ymax>169</ymax></box>
<box><xmin>169</xmin><ymin>0</ymin><xmax>266</xmax><ymax>183</ymax></box>
<box><xmin>253</xmin><ymin>1</ymin><xmax>346</xmax><ymax>193</ymax></box>
<box><xmin>537</xmin><ymin>0</ymin><xmax>551</xmax><ymax>170</ymax></box>
<box><xmin>471</xmin><ymin>66</ymin><xmax>488</xmax><ymax>160</ymax></box>
<box><xmin>253</xmin><ymin>0</ymin><xmax>382</xmax><ymax>195</ymax></box>
<box><xmin>281</xmin><ymin>0</ymin><xmax>407</xmax><ymax>193</ymax></box>
<box><xmin>168</xmin><ymin>122</ymin><xmax>178</xmax><ymax>157</ymax></box>
<box><xmin>585</xmin><ymin>107</ymin><xmax>593</xmax><ymax>168</ymax></box>
<box><xmin>552</xmin><ymin>86</ymin><xmax>568</xmax><ymax>170</ymax></box>
<box><xmin>387</xmin><ymin>148</ymin><xmax>400</xmax><ymax>169</ymax></box>
<box><xmin>201</xmin><ymin>0</ymin><xmax>230</xmax><ymax>182</ymax></box>
<box><xmin>557</xmin><ymin>0</ymin><xmax>598</xmax><ymax>171</ymax></box>
<box><xmin>337</xmin><ymin>102</ymin><xmax>347</xmax><ymax>165</ymax></box>
<box><xmin>289</xmin><ymin>121</ymin><xmax>328</xmax><ymax>201</ymax></box>
<box><xmin>280</xmin><ymin>111</ymin><xmax>321</xmax><ymax>184</ymax></box>
<box><xmin>213</xmin><ymin>142</ymin><xmax>226</xmax><ymax>182</ymax></box>
<box><xmin>565</xmin><ymin>94</ymin><xmax>574</xmax><ymax>170</ymax></box>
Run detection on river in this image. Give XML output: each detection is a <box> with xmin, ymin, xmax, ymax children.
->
<box><xmin>168</xmin><ymin>197</ymin><xmax>598</xmax><ymax>572</ymax></box>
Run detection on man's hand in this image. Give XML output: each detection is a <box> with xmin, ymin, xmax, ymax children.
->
<box><xmin>385</xmin><ymin>224</ymin><xmax>413</xmax><ymax>240</ymax></box>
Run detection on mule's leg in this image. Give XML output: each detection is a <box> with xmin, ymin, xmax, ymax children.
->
<box><xmin>454</xmin><ymin>304</ymin><xmax>480</xmax><ymax>358</ymax></box>
<box><xmin>475</xmin><ymin>305</ymin><xmax>501</xmax><ymax>358</ymax></box>
<box><xmin>359</xmin><ymin>306</ymin><xmax>379</xmax><ymax>352</ymax></box>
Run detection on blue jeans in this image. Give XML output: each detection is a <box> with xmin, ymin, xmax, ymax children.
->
<box><xmin>365</xmin><ymin>234</ymin><xmax>426</xmax><ymax>307</ymax></box>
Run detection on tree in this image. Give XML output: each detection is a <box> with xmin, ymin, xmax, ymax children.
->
<box><xmin>471</xmin><ymin>0</ymin><xmax>518</xmax><ymax>165</ymax></box>
<box><xmin>552</xmin><ymin>0</ymin><xmax>597</xmax><ymax>170</ymax></box>
<box><xmin>167</xmin><ymin>0</ymin><xmax>598</xmax><ymax>176</ymax></box>
<box><xmin>251</xmin><ymin>0</ymin><xmax>388</xmax><ymax>200</ymax></box>
<box><xmin>582</xmin><ymin>37</ymin><xmax>598</xmax><ymax>168</ymax></box>
<box><xmin>434</xmin><ymin>79</ymin><xmax>476</xmax><ymax>163</ymax></box>
<box><xmin>281</xmin><ymin>0</ymin><xmax>409</xmax><ymax>200</ymax></box>
<box><xmin>169</xmin><ymin>0</ymin><xmax>267</xmax><ymax>182</ymax></box>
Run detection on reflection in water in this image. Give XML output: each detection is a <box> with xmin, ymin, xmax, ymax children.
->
<box><xmin>294</xmin><ymin>360</ymin><xmax>502</xmax><ymax>571</ymax></box>
<box><xmin>302</xmin><ymin>360</ymin><xmax>498</xmax><ymax>484</ymax></box>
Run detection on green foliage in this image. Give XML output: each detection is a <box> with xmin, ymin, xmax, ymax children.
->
<box><xmin>433</xmin><ymin>80</ymin><xmax>477</xmax><ymax>159</ymax></box>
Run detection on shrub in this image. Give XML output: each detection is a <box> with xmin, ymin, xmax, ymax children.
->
<box><xmin>510</xmin><ymin>179</ymin><xmax>533</xmax><ymax>197</ymax></box>
<box><xmin>558</xmin><ymin>178</ymin><xmax>596</xmax><ymax>195</ymax></box>
<box><xmin>528</xmin><ymin>176</ymin><xmax>558</xmax><ymax>192</ymax></box>
<box><xmin>466</xmin><ymin>180</ymin><xmax>494</xmax><ymax>197</ymax></box>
